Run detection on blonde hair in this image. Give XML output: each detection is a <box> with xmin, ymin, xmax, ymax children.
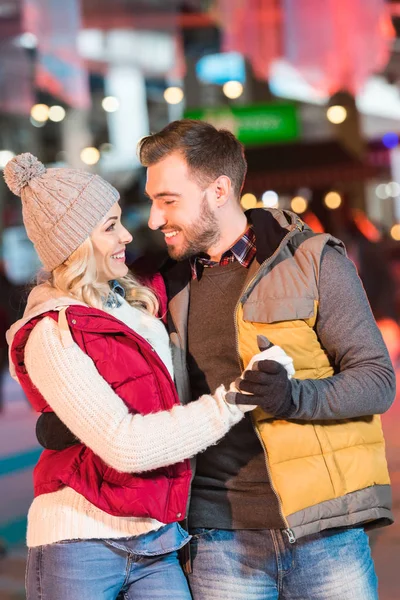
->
<box><xmin>43</xmin><ymin>238</ymin><xmax>159</xmax><ymax>315</ymax></box>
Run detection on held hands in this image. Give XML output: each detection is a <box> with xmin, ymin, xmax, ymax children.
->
<box><xmin>226</xmin><ymin>336</ymin><xmax>295</xmax><ymax>418</ymax></box>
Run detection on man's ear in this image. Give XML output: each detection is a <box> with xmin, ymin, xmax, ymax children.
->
<box><xmin>214</xmin><ymin>176</ymin><xmax>232</xmax><ymax>207</ymax></box>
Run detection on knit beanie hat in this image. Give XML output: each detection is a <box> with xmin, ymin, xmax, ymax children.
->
<box><xmin>3</xmin><ymin>153</ymin><xmax>119</xmax><ymax>271</ymax></box>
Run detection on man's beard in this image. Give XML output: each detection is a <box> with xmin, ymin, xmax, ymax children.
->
<box><xmin>167</xmin><ymin>196</ymin><xmax>221</xmax><ymax>261</ymax></box>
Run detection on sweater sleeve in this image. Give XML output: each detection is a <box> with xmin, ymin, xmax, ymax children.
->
<box><xmin>24</xmin><ymin>317</ymin><xmax>244</xmax><ymax>473</ymax></box>
<box><xmin>289</xmin><ymin>246</ymin><xmax>396</xmax><ymax>420</ymax></box>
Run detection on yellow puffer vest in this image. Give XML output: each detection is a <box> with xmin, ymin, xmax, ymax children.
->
<box><xmin>236</xmin><ymin>210</ymin><xmax>392</xmax><ymax>537</ymax></box>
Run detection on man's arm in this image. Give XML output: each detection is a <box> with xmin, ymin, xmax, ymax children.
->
<box><xmin>289</xmin><ymin>246</ymin><xmax>395</xmax><ymax>419</ymax></box>
<box><xmin>235</xmin><ymin>246</ymin><xmax>396</xmax><ymax>420</ymax></box>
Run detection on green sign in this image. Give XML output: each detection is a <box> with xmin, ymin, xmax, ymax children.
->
<box><xmin>184</xmin><ymin>102</ymin><xmax>299</xmax><ymax>146</ymax></box>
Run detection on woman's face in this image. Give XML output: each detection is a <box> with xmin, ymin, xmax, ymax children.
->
<box><xmin>91</xmin><ymin>202</ymin><xmax>133</xmax><ymax>283</ymax></box>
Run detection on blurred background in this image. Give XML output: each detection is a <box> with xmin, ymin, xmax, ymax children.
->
<box><xmin>0</xmin><ymin>0</ymin><xmax>400</xmax><ymax>598</ymax></box>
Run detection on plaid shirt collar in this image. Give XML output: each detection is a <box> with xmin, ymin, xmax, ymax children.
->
<box><xmin>190</xmin><ymin>225</ymin><xmax>256</xmax><ymax>280</ymax></box>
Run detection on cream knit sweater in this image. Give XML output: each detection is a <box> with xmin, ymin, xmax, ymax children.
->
<box><xmin>24</xmin><ymin>298</ymin><xmax>245</xmax><ymax>547</ymax></box>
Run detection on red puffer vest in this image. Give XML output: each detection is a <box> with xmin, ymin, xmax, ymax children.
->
<box><xmin>10</xmin><ymin>289</ymin><xmax>191</xmax><ymax>524</ymax></box>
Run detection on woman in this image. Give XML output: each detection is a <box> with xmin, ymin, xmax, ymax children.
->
<box><xmin>4</xmin><ymin>153</ymin><xmax>292</xmax><ymax>600</ymax></box>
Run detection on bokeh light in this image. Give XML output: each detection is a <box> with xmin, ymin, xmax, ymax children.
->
<box><xmin>387</xmin><ymin>181</ymin><xmax>400</xmax><ymax>197</ymax></box>
<box><xmin>163</xmin><ymin>87</ymin><xmax>184</xmax><ymax>105</ymax></box>
<box><xmin>261</xmin><ymin>190</ymin><xmax>279</xmax><ymax>208</ymax></box>
<box><xmin>324</xmin><ymin>191</ymin><xmax>342</xmax><ymax>210</ymax></box>
<box><xmin>18</xmin><ymin>32</ymin><xmax>38</xmax><ymax>49</ymax></box>
<box><xmin>241</xmin><ymin>193</ymin><xmax>257</xmax><ymax>209</ymax></box>
<box><xmin>48</xmin><ymin>106</ymin><xmax>66</xmax><ymax>122</ymax></box>
<box><xmin>291</xmin><ymin>196</ymin><xmax>308</xmax><ymax>214</ymax></box>
<box><xmin>0</xmin><ymin>150</ymin><xmax>15</xmax><ymax>169</ymax></box>
<box><xmin>390</xmin><ymin>224</ymin><xmax>400</xmax><ymax>241</ymax></box>
<box><xmin>222</xmin><ymin>81</ymin><xmax>244</xmax><ymax>99</ymax></box>
<box><xmin>80</xmin><ymin>147</ymin><xmax>100</xmax><ymax>165</ymax></box>
<box><xmin>102</xmin><ymin>96</ymin><xmax>120</xmax><ymax>113</ymax></box>
<box><xmin>30</xmin><ymin>104</ymin><xmax>49</xmax><ymax>123</ymax></box>
<box><xmin>353</xmin><ymin>209</ymin><xmax>381</xmax><ymax>242</ymax></box>
<box><xmin>382</xmin><ymin>132</ymin><xmax>399</xmax><ymax>149</ymax></box>
<box><xmin>376</xmin><ymin>183</ymin><xmax>389</xmax><ymax>199</ymax></box>
<box><xmin>326</xmin><ymin>105</ymin><xmax>347</xmax><ymax>124</ymax></box>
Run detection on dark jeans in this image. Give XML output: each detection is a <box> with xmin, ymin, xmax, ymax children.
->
<box><xmin>188</xmin><ymin>526</ymin><xmax>378</xmax><ymax>600</ymax></box>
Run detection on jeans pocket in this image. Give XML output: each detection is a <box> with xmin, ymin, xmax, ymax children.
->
<box><xmin>189</xmin><ymin>528</ymin><xmax>218</xmax><ymax>541</ymax></box>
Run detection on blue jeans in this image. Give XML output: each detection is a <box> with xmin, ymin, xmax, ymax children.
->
<box><xmin>188</xmin><ymin>527</ymin><xmax>378</xmax><ymax>600</ymax></box>
<box><xmin>26</xmin><ymin>523</ymin><xmax>191</xmax><ymax>600</ymax></box>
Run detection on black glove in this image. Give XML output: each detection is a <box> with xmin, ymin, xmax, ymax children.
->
<box><xmin>36</xmin><ymin>413</ymin><xmax>79</xmax><ymax>450</ymax></box>
<box><xmin>229</xmin><ymin>359</ymin><xmax>294</xmax><ymax>418</ymax></box>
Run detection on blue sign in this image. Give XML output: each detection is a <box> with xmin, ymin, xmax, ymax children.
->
<box><xmin>196</xmin><ymin>52</ymin><xmax>246</xmax><ymax>85</ymax></box>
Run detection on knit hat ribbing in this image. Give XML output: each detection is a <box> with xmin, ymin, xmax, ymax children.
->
<box><xmin>4</xmin><ymin>153</ymin><xmax>119</xmax><ymax>271</ymax></box>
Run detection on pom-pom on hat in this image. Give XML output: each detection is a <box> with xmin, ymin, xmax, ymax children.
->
<box><xmin>4</xmin><ymin>153</ymin><xmax>119</xmax><ymax>271</ymax></box>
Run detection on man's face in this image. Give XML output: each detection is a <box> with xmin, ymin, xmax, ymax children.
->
<box><xmin>146</xmin><ymin>153</ymin><xmax>221</xmax><ymax>261</ymax></box>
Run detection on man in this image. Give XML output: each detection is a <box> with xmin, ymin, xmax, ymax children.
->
<box><xmin>38</xmin><ymin>120</ymin><xmax>395</xmax><ymax>599</ymax></box>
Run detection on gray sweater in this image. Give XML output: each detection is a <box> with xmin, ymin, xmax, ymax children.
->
<box><xmin>291</xmin><ymin>246</ymin><xmax>395</xmax><ymax>420</ymax></box>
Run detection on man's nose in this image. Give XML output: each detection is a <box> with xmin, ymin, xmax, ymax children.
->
<box><xmin>148</xmin><ymin>204</ymin><xmax>166</xmax><ymax>231</ymax></box>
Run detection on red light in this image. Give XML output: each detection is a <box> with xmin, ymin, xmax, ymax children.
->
<box><xmin>302</xmin><ymin>211</ymin><xmax>325</xmax><ymax>233</ymax></box>
<box><xmin>352</xmin><ymin>209</ymin><xmax>381</xmax><ymax>242</ymax></box>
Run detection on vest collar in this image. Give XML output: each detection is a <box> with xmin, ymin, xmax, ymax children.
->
<box><xmin>246</xmin><ymin>208</ymin><xmax>305</xmax><ymax>264</ymax></box>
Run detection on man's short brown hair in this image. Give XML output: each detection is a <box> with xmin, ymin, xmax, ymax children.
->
<box><xmin>138</xmin><ymin>119</ymin><xmax>247</xmax><ymax>198</ymax></box>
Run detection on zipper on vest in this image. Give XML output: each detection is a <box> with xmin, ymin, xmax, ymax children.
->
<box><xmin>233</xmin><ymin>224</ymin><xmax>302</xmax><ymax>534</ymax></box>
<box><xmin>251</xmin><ymin>417</ymin><xmax>293</xmax><ymax>534</ymax></box>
